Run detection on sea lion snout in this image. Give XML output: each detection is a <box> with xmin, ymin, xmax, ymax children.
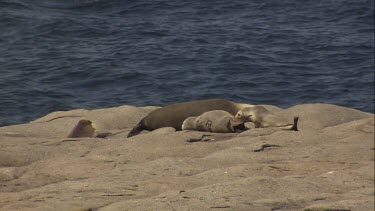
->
<box><xmin>229</xmin><ymin>117</ymin><xmax>245</xmax><ymax>127</ymax></box>
<box><xmin>235</xmin><ymin>109</ymin><xmax>253</xmax><ymax>122</ymax></box>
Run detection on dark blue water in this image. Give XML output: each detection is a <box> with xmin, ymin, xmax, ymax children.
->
<box><xmin>0</xmin><ymin>0</ymin><xmax>374</xmax><ymax>126</ymax></box>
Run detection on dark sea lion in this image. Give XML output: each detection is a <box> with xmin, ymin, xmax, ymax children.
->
<box><xmin>235</xmin><ymin>106</ymin><xmax>299</xmax><ymax>131</ymax></box>
<box><xmin>183</xmin><ymin>110</ymin><xmax>246</xmax><ymax>133</ymax></box>
<box><xmin>127</xmin><ymin>99</ymin><xmax>254</xmax><ymax>137</ymax></box>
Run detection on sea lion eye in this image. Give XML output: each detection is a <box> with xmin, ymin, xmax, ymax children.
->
<box><xmin>235</xmin><ymin>112</ymin><xmax>243</xmax><ymax>118</ymax></box>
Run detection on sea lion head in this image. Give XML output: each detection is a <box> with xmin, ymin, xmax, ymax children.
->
<box><xmin>235</xmin><ymin>106</ymin><xmax>271</xmax><ymax>123</ymax></box>
<box><xmin>235</xmin><ymin>107</ymin><xmax>256</xmax><ymax>122</ymax></box>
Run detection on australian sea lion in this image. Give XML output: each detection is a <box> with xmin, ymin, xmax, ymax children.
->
<box><xmin>67</xmin><ymin>119</ymin><xmax>111</xmax><ymax>138</ymax></box>
<box><xmin>127</xmin><ymin>99</ymin><xmax>254</xmax><ymax>137</ymax></box>
<box><xmin>235</xmin><ymin>106</ymin><xmax>299</xmax><ymax>131</ymax></box>
<box><xmin>182</xmin><ymin>110</ymin><xmax>246</xmax><ymax>133</ymax></box>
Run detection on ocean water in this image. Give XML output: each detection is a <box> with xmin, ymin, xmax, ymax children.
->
<box><xmin>0</xmin><ymin>0</ymin><xmax>374</xmax><ymax>126</ymax></box>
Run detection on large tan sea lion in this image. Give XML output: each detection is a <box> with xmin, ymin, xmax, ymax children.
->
<box><xmin>127</xmin><ymin>99</ymin><xmax>254</xmax><ymax>137</ymax></box>
<box><xmin>182</xmin><ymin>110</ymin><xmax>246</xmax><ymax>133</ymax></box>
<box><xmin>235</xmin><ymin>106</ymin><xmax>299</xmax><ymax>131</ymax></box>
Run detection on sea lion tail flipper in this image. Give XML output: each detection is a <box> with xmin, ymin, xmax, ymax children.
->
<box><xmin>292</xmin><ymin>116</ymin><xmax>299</xmax><ymax>131</ymax></box>
<box><xmin>127</xmin><ymin>121</ymin><xmax>145</xmax><ymax>137</ymax></box>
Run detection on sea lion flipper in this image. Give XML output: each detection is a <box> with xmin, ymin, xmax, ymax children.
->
<box><xmin>292</xmin><ymin>116</ymin><xmax>299</xmax><ymax>131</ymax></box>
<box><xmin>127</xmin><ymin>121</ymin><xmax>145</xmax><ymax>137</ymax></box>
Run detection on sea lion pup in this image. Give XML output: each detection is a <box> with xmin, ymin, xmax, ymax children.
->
<box><xmin>67</xmin><ymin>119</ymin><xmax>111</xmax><ymax>138</ymax></box>
<box><xmin>235</xmin><ymin>106</ymin><xmax>299</xmax><ymax>131</ymax></box>
<box><xmin>127</xmin><ymin>99</ymin><xmax>254</xmax><ymax>137</ymax></box>
<box><xmin>182</xmin><ymin>110</ymin><xmax>247</xmax><ymax>133</ymax></box>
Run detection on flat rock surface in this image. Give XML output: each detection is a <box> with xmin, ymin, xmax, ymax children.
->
<box><xmin>0</xmin><ymin>104</ymin><xmax>373</xmax><ymax>211</ymax></box>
